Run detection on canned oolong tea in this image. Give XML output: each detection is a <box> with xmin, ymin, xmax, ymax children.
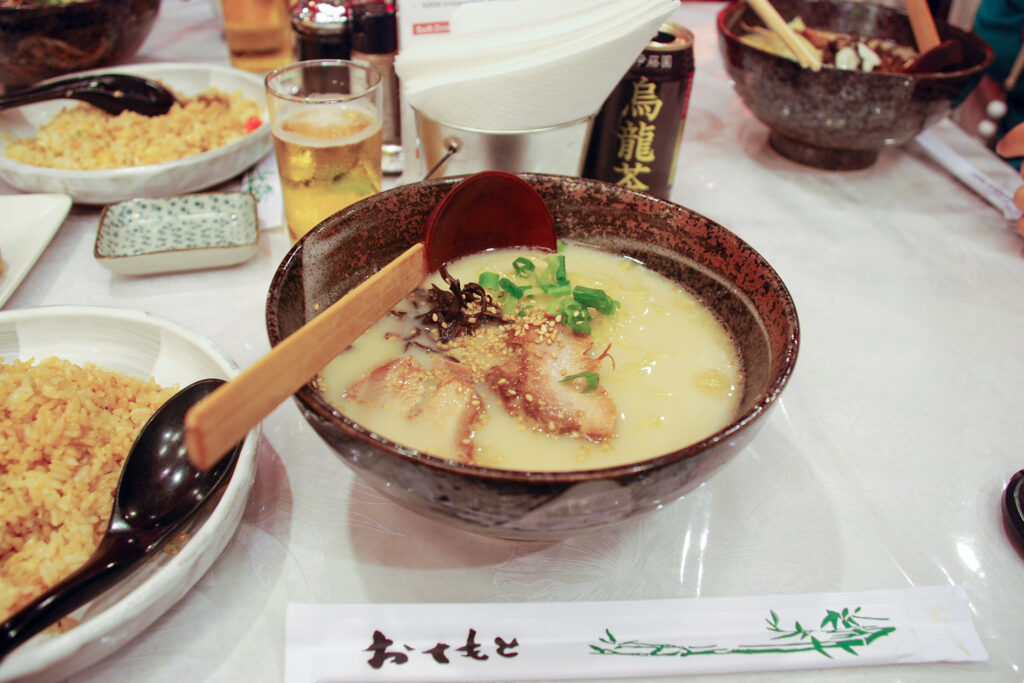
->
<box><xmin>583</xmin><ymin>22</ymin><xmax>694</xmax><ymax>200</ymax></box>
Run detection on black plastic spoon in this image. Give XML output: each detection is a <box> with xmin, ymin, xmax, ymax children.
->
<box><xmin>0</xmin><ymin>74</ymin><xmax>178</xmax><ymax>117</ymax></box>
<box><xmin>0</xmin><ymin>378</ymin><xmax>242</xmax><ymax>661</ymax></box>
<box><xmin>1003</xmin><ymin>469</ymin><xmax>1024</xmax><ymax>556</ymax></box>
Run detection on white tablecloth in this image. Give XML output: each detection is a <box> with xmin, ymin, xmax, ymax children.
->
<box><xmin>3</xmin><ymin>1</ymin><xmax>1023</xmax><ymax>681</ymax></box>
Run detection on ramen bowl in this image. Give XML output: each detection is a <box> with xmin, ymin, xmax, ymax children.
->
<box><xmin>716</xmin><ymin>0</ymin><xmax>992</xmax><ymax>170</ymax></box>
<box><xmin>0</xmin><ymin>0</ymin><xmax>161</xmax><ymax>88</ymax></box>
<box><xmin>266</xmin><ymin>174</ymin><xmax>800</xmax><ymax>540</ymax></box>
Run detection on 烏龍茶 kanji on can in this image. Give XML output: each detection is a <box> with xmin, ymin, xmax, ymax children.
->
<box><xmin>582</xmin><ymin>22</ymin><xmax>694</xmax><ymax>199</ymax></box>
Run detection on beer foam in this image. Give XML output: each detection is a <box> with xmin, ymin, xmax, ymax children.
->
<box><xmin>273</xmin><ymin>102</ymin><xmax>382</xmax><ymax>147</ymax></box>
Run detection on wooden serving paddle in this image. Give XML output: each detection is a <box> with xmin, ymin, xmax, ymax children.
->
<box><xmin>184</xmin><ymin>171</ymin><xmax>557</xmax><ymax>471</ymax></box>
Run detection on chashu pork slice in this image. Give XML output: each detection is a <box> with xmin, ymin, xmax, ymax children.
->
<box><xmin>484</xmin><ymin>319</ymin><xmax>617</xmax><ymax>441</ymax></box>
<box><xmin>346</xmin><ymin>356</ymin><xmax>483</xmax><ymax>462</ymax></box>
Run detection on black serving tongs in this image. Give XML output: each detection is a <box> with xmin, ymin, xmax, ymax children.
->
<box><xmin>0</xmin><ymin>74</ymin><xmax>177</xmax><ymax>117</ymax></box>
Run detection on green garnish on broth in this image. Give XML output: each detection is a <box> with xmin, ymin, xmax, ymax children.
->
<box><xmin>476</xmin><ymin>251</ymin><xmax>620</xmax><ymax>335</ymax></box>
<box><xmin>560</xmin><ymin>370</ymin><xmax>600</xmax><ymax>392</ymax></box>
<box><xmin>477</xmin><ymin>271</ymin><xmax>499</xmax><ymax>290</ymax></box>
<box><xmin>572</xmin><ymin>286</ymin><xmax>620</xmax><ymax>316</ymax></box>
<box><xmin>560</xmin><ymin>298</ymin><xmax>592</xmax><ymax>334</ymax></box>
<box><xmin>498</xmin><ymin>278</ymin><xmax>531</xmax><ymax>299</ymax></box>
<box><xmin>512</xmin><ymin>257</ymin><xmax>535</xmax><ymax>277</ymax></box>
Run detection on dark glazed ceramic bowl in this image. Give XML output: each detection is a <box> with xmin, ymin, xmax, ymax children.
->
<box><xmin>0</xmin><ymin>0</ymin><xmax>161</xmax><ymax>88</ymax></box>
<box><xmin>717</xmin><ymin>0</ymin><xmax>992</xmax><ymax>170</ymax></box>
<box><xmin>266</xmin><ymin>174</ymin><xmax>800</xmax><ymax>540</ymax></box>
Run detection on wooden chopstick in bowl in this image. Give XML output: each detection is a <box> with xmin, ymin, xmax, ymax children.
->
<box><xmin>745</xmin><ymin>0</ymin><xmax>823</xmax><ymax>71</ymax></box>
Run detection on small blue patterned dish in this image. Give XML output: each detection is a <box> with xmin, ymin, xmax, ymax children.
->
<box><xmin>95</xmin><ymin>192</ymin><xmax>259</xmax><ymax>275</ymax></box>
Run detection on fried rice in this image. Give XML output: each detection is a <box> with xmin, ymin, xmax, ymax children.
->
<box><xmin>3</xmin><ymin>87</ymin><xmax>263</xmax><ymax>170</ymax></box>
<box><xmin>0</xmin><ymin>357</ymin><xmax>174</xmax><ymax>624</ymax></box>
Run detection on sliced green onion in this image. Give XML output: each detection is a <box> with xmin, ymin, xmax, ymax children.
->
<box><xmin>560</xmin><ymin>299</ymin><xmax>592</xmax><ymax>334</ymax></box>
<box><xmin>512</xmin><ymin>257</ymin><xmax>535</xmax><ymax>277</ymax></box>
<box><xmin>560</xmin><ymin>370</ymin><xmax>600</xmax><ymax>392</ymax></box>
<box><xmin>534</xmin><ymin>254</ymin><xmax>568</xmax><ymax>294</ymax></box>
<box><xmin>478</xmin><ymin>271</ymin><xmax>500</xmax><ymax>289</ymax></box>
<box><xmin>543</xmin><ymin>255</ymin><xmax>568</xmax><ymax>286</ymax></box>
<box><xmin>556</xmin><ymin>239</ymin><xmax>567</xmax><ymax>252</ymax></box>
<box><xmin>499</xmin><ymin>277</ymin><xmax>531</xmax><ymax>299</ymax></box>
<box><xmin>573</xmin><ymin>286</ymin><xmax>620</xmax><ymax>316</ymax></box>
<box><xmin>543</xmin><ymin>283</ymin><xmax>572</xmax><ymax>298</ymax></box>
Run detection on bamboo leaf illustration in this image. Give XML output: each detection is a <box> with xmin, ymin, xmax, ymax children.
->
<box><xmin>772</xmin><ymin>630</ymin><xmax>801</xmax><ymax>640</ymax></box>
<box><xmin>864</xmin><ymin>627</ymin><xmax>897</xmax><ymax>644</ymax></box>
<box><xmin>591</xmin><ymin>607</ymin><xmax>896</xmax><ymax>660</ymax></box>
<box><xmin>810</xmin><ymin>636</ymin><xmax>833</xmax><ymax>659</ymax></box>
<box><xmin>794</xmin><ymin>621</ymin><xmax>809</xmax><ymax>639</ymax></box>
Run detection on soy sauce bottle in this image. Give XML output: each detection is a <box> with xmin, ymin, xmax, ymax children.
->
<box><xmin>350</xmin><ymin>2</ymin><xmax>402</xmax><ymax>175</ymax></box>
<box><xmin>292</xmin><ymin>0</ymin><xmax>351</xmax><ymax>61</ymax></box>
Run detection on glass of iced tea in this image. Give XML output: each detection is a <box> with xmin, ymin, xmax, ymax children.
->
<box><xmin>265</xmin><ymin>60</ymin><xmax>383</xmax><ymax>242</ymax></box>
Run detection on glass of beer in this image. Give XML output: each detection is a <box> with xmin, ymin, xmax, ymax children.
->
<box><xmin>218</xmin><ymin>0</ymin><xmax>294</xmax><ymax>73</ymax></box>
<box><xmin>265</xmin><ymin>60</ymin><xmax>383</xmax><ymax>242</ymax></box>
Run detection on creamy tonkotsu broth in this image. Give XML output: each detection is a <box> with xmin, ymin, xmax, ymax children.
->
<box><xmin>317</xmin><ymin>243</ymin><xmax>743</xmax><ymax>472</ymax></box>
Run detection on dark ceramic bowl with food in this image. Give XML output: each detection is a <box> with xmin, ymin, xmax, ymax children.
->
<box><xmin>717</xmin><ymin>0</ymin><xmax>992</xmax><ymax>170</ymax></box>
<box><xmin>0</xmin><ymin>0</ymin><xmax>161</xmax><ymax>88</ymax></box>
<box><xmin>266</xmin><ymin>174</ymin><xmax>800</xmax><ymax>540</ymax></box>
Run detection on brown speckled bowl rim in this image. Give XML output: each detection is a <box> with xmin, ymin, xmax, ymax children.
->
<box><xmin>267</xmin><ymin>174</ymin><xmax>800</xmax><ymax>485</ymax></box>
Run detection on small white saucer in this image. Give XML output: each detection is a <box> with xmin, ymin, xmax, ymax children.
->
<box><xmin>94</xmin><ymin>192</ymin><xmax>259</xmax><ymax>275</ymax></box>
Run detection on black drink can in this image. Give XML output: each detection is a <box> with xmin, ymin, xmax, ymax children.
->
<box><xmin>582</xmin><ymin>22</ymin><xmax>694</xmax><ymax>199</ymax></box>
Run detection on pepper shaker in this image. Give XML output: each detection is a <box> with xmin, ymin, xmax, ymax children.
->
<box><xmin>350</xmin><ymin>2</ymin><xmax>402</xmax><ymax>175</ymax></box>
